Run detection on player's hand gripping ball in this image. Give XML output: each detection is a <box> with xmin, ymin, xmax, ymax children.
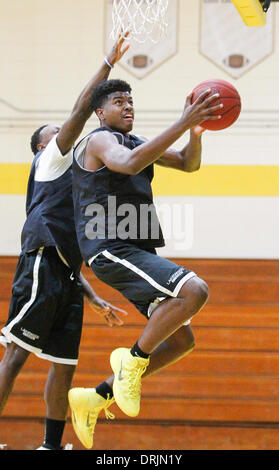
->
<box><xmin>191</xmin><ymin>79</ymin><xmax>242</xmax><ymax>131</ymax></box>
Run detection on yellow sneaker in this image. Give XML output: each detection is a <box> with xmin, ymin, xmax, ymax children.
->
<box><xmin>110</xmin><ymin>347</ymin><xmax>149</xmax><ymax>417</ymax></box>
<box><xmin>68</xmin><ymin>388</ymin><xmax>115</xmax><ymax>449</ymax></box>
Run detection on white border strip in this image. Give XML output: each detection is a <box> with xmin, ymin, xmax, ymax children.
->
<box><xmin>0</xmin><ymin>330</ymin><xmax>42</xmax><ymax>355</ymax></box>
<box><xmin>91</xmin><ymin>249</ymin><xmax>197</xmax><ymax>298</ymax></box>
<box><xmin>35</xmin><ymin>352</ymin><xmax>78</xmax><ymax>365</ymax></box>
<box><xmin>0</xmin><ymin>246</ymin><xmax>78</xmax><ymax>365</ymax></box>
<box><xmin>2</xmin><ymin>247</ymin><xmax>44</xmax><ymax>336</ymax></box>
<box><xmin>102</xmin><ymin>250</ymin><xmax>175</xmax><ymax>296</ymax></box>
<box><xmin>173</xmin><ymin>272</ymin><xmax>197</xmax><ymax>297</ymax></box>
<box><xmin>0</xmin><ymin>330</ymin><xmax>78</xmax><ymax>365</ymax></box>
<box><xmin>88</xmin><ymin>252</ymin><xmax>102</xmax><ymax>265</ymax></box>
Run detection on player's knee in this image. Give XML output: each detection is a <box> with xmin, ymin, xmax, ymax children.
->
<box><xmin>196</xmin><ymin>277</ymin><xmax>209</xmax><ymax>307</ymax></box>
<box><xmin>179</xmin><ymin>276</ymin><xmax>209</xmax><ymax>313</ymax></box>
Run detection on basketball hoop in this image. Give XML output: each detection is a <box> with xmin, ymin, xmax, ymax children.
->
<box><xmin>110</xmin><ymin>0</ymin><xmax>169</xmax><ymax>44</ymax></box>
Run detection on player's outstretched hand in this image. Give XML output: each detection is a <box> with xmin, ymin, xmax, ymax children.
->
<box><xmin>88</xmin><ymin>295</ymin><xmax>128</xmax><ymax>327</ymax></box>
<box><xmin>107</xmin><ymin>30</ymin><xmax>130</xmax><ymax>66</ymax></box>
<box><xmin>182</xmin><ymin>90</ymin><xmax>223</xmax><ymax>130</ymax></box>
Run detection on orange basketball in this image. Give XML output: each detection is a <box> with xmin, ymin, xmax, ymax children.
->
<box><xmin>191</xmin><ymin>79</ymin><xmax>242</xmax><ymax>131</ymax></box>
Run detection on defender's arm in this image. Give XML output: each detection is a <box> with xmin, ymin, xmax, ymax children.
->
<box><xmin>56</xmin><ymin>34</ymin><xmax>130</xmax><ymax>156</ymax></box>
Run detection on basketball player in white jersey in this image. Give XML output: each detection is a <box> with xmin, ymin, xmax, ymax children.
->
<box><xmin>0</xmin><ymin>35</ymin><xmax>129</xmax><ymax>450</ymax></box>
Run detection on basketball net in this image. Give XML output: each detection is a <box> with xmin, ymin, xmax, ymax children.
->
<box><xmin>110</xmin><ymin>0</ymin><xmax>169</xmax><ymax>44</ymax></box>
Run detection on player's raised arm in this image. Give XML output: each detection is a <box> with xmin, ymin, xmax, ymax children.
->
<box><xmin>56</xmin><ymin>33</ymin><xmax>129</xmax><ymax>156</ymax></box>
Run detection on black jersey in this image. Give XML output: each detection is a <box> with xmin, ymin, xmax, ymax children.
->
<box><xmin>72</xmin><ymin>126</ymin><xmax>165</xmax><ymax>263</ymax></box>
<box><xmin>21</xmin><ymin>143</ymin><xmax>83</xmax><ymax>273</ymax></box>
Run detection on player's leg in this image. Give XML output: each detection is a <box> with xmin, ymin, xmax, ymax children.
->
<box><xmin>143</xmin><ymin>323</ymin><xmax>195</xmax><ymax>377</ymax></box>
<box><xmin>70</xmin><ymin>244</ymin><xmax>208</xmax><ymax>447</ymax></box>
<box><xmin>68</xmin><ymin>244</ymin><xmax>207</xmax><ymax>447</ymax></box>
<box><xmin>37</xmin><ymin>259</ymin><xmax>84</xmax><ymax>450</ymax></box>
<box><xmin>136</xmin><ymin>276</ymin><xmax>208</xmax><ymax>354</ymax></box>
<box><xmin>103</xmin><ymin>279</ymin><xmax>207</xmax><ymax>408</ymax></box>
<box><xmin>0</xmin><ymin>250</ymin><xmax>45</xmax><ymax>415</ymax></box>
<box><xmin>0</xmin><ymin>247</ymin><xmax>82</xmax><ymax>450</ymax></box>
<box><xmin>0</xmin><ymin>248</ymin><xmax>64</xmax><ymax>450</ymax></box>
<box><xmin>68</xmin><ymin>324</ymin><xmax>195</xmax><ymax>449</ymax></box>
<box><xmin>100</xmin><ymin>323</ymin><xmax>195</xmax><ymax>388</ymax></box>
<box><xmin>38</xmin><ymin>363</ymin><xmax>76</xmax><ymax>450</ymax></box>
<box><xmin>110</xmin><ymin>277</ymin><xmax>208</xmax><ymax>417</ymax></box>
<box><xmin>45</xmin><ymin>364</ymin><xmax>76</xmax><ymax>420</ymax></box>
<box><xmin>0</xmin><ymin>342</ymin><xmax>30</xmax><ymax>414</ymax></box>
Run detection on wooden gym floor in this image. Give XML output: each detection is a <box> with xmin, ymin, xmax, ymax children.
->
<box><xmin>0</xmin><ymin>257</ymin><xmax>279</xmax><ymax>450</ymax></box>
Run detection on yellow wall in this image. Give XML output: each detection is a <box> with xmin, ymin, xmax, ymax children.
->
<box><xmin>0</xmin><ymin>0</ymin><xmax>278</xmax><ymax>258</ymax></box>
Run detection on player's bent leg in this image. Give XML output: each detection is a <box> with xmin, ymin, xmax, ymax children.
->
<box><xmin>109</xmin><ymin>324</ymin><xmax>196</xmax><ymax>418</ymax></box>
<box><xmin>110</xmin><ymin>278</ymin><xmax>207</xmax><ymax>417</ymax></box>
<box><xmin>69</xmin><ymin>325</ymin><xmax>195</xmax><ymax>448</ymax></box>
<box><xmin>0</xmin><ymin>342</ymin><xmax>30</xmax><ymax>414</ymax></box>
<box><xmin>69</xmin><ymin>349</ymin><xmax>150</xmax><ymax>437</ymax></box>
<box><xmin>68</xmin><ymin>388</ymin><xmax>115</xmax><ymax>449</ymax></box>
<box><xmin>97</xmin><ymin>325</ymin><xmax>194</xmax><ymax>389</ymax></box>
<box><xmin>137</xmin><ymin>276</ymin><xmax>209</xmax><ymax>355</ymax></box>
<box><xmin>142</xmin><ymin>324</ymin><xmax>195</xmax><ymax>379</ymax></box>
<box><xmin>71</xmin><ymin>324</ymin><xmax>195</xmax><ymax>446</ymax></box>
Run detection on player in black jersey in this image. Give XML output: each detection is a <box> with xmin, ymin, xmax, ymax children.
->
<box><xmin>0</xmin><ymin>37</ymin><xmax>129</xmax><ymax>451</ymax></box>
<box><xmin>69</xmin><ymin>79</ymin><xmax>224</xmax><ymax>448</ymax></box>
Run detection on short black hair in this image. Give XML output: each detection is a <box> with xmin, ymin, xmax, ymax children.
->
<box><xmin>30</xmin><ymin>125</ymin><xmax>48</xmax><ymax>155</ymax></box>
<box><xmin>90</xmin><ymin>79</ymin><xmax>132</xmax><ymax>112</ymax></box>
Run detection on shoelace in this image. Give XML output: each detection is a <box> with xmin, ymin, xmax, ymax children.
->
<box><xmin>103</xmin><ymin>395</ymin><xmax>116</xmax><ymax>420</ymax></box>
<box><xmin>127</xmin><ymin>363</ymin><xmax>148</xmax><ymax>399</ymax></box>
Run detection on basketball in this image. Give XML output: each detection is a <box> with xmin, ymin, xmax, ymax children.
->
<box><xmin>191</xmin><ymin>79</ymin><xmax>242</xmax><ymax>131</ymax></box>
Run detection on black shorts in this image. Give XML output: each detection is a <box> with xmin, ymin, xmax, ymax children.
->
<box><xmin>0</xmin><ymin>247</ymin><xmax>84</xmax><ymax>365</ymax></box>
<box><xmin>89</xmin><ymin>243</ymin><xmax>196</xmax><ymax>318</ymax></box>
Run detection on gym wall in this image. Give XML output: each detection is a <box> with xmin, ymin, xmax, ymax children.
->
<box><xmin>0</xmin><ymin>0</ymin><xmax>278</xmax><ymax>259</ymax></box>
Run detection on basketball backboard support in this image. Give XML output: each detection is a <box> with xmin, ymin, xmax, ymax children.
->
<box><xmin>230</xmin><ymin>0</ymin><xmax>276</xmax><ymax>26</ymax></box>
<box><xmin>200</xmin><ymin>0</ymin><xmax>274</xmax><ymax>79</ymax></box>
